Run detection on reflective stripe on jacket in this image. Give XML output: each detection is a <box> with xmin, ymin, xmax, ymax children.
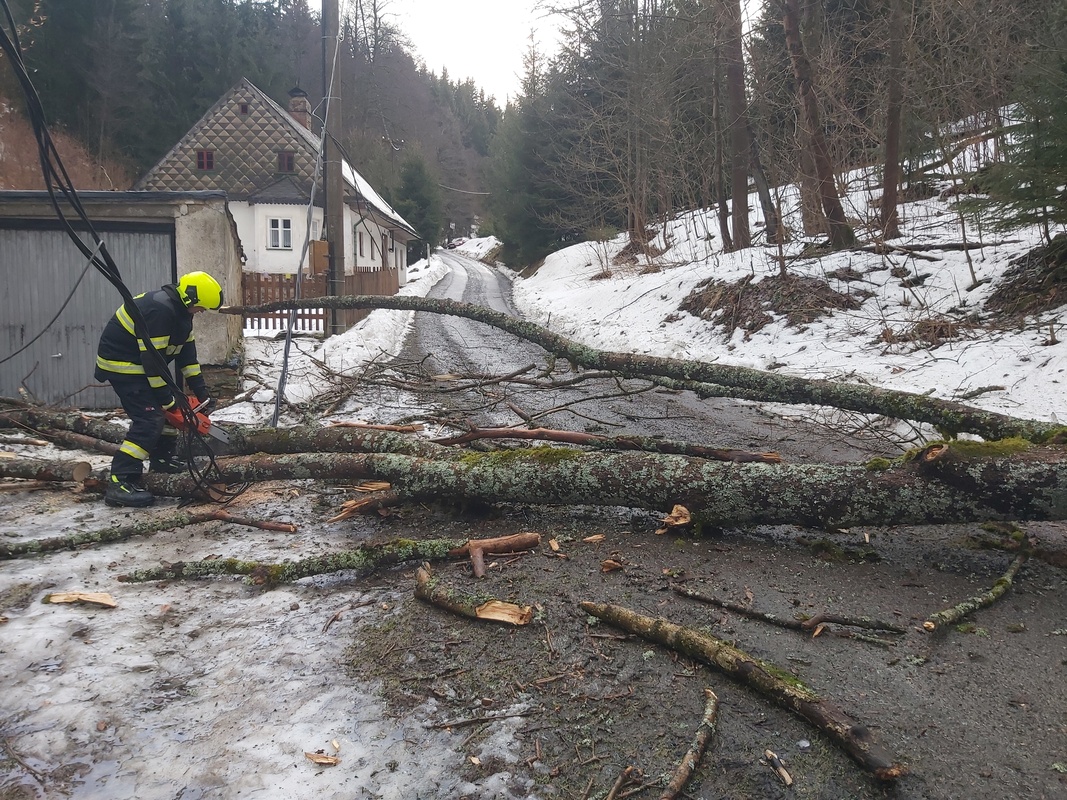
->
<box><xmin>95</xmin><ymin>284</ymin><xmax>207</xmax><ymax>399</ymax></box>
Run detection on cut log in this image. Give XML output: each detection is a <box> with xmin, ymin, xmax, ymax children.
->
<box><xmin>579</xmin><ymin>600</ymin><xmax>906</xmax><ymax>780</ymax></box>
<box><xmin>414</xmin><ymin>564</ymin><xmax>533</xmax><ymax>625</ymax></box>
<box><xmin>0</xmin><ymin>456</ymin><xmax>93</xmax><ymax>483</ymax></box>
<box><xmin>923</xmin><ymin>549</ymin><xmax>1029</xmax><ymax>633</ymax></box>
<box><xmin>659</xmin><ymin>688</ymin><xmax>719</xmax><ymax>800</ymax></box>
<box><xmin>0</xmin><ymin>406</ymin><xmax>128</xmax><ymax>446</ymax></box>
<box><xmin>41</xmin><ymin>429</ymin><xmax>120</xmax><ymax>457</ymax></box>
<box><xmin>223</xmin><ymin>295</ymin><xmax>1059</xmax><ymax>441</ymax></box>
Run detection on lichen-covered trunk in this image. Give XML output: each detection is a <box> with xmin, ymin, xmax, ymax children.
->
<box><xmin>128</xmin><ymin>448</ymin><xmax>1067</xmax><ymax>528</ymax></box>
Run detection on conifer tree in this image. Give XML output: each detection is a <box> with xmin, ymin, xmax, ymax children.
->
<box><xmin>393</xmin><ymin>155</ymin><xmax>443</xmax><ymax>260</ymax></box>
<box><xmin>974</xmin><ymin>59</ymin><xmax>1067</xmax><ymax>245</ymax></box>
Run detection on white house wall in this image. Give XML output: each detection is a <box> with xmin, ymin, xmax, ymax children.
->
<box><xmin>234</xmin><ymin>200</ymin><xmax>405</xmax><ymax>282</ymax></box>
<box><xmin>232</xmin><ymin>201</ymin><xmax>322</xmax><ymax>275</ymax></box>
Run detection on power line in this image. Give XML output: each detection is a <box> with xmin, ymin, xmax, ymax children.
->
<box><xmin>0</xmin><ymin>0</ymin><xmax>244</xmax><ymax>502</ymax></box>
<box><xmin>438</xmin><ymin>184</ymin><xmax>491</xmax><ymax>195</ymax></box>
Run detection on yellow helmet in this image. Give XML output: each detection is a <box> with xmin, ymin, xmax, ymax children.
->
<box><xmin>177</xmin><ymin>271</ymin><xmax>223</xmax><ymax>310</ymax></box>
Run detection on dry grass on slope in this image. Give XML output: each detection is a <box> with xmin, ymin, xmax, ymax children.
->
<box><xmin>0</xmin><ymin>94</ymin><xmax>132</xmax><ymax>190</ymax></box>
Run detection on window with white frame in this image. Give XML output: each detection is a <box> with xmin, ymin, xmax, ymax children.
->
<box><xmin>268</xmin><ymin>218</ymin><xmax>292</xmax><ymax>249</ymax></box>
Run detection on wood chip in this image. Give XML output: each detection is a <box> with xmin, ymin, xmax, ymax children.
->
<box><xmin>43</xmin><ymin>592</ymin><xmax>117</xmax><ymax>609</ymax></box>
<box><xmin>304</xmin><ymin>752</ymin><xmax>340</xmax><ymax>766</ymax></box>
<box><xmin>583</xmin><ymin>534</ymin><xmax>606</xmax><ymax>543</ymax></box>
<box><xmin>764</xmin><ymin>749</ymin><xmax>793</xmax><ymax>786</ymax></box>
<box><xmin>354</xmin><ymin>481</ymin><xmax>391</xmax><ymax>493</ymax></box>
<box><xmin>475</xmin><ymin>600</ymin><xmax>533</xmax><ymax>626</ymax></box>
<box><xmin>549</xmin><ymin>538</ymin><xmax>560</xmax><ymax>552</ymax></box>
<box><xmin>601</xmin><ymin>559</ymin><xmax>625</xmax><ymax>572</ymax></box>
<box><xmin>655</xmin><ymin>503</ymin><xmax>692</xmax><ymax>534</ymax></box>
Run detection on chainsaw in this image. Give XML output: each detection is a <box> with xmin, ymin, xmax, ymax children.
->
<box><xmin>163</xmin><ymin>398</ymin><xmax>230</xmax><ymax>444</ymax></box>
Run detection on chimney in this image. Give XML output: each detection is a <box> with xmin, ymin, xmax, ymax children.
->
<box><xmin>287</xmin><ymin>86</ymin><xmax>311</xmax><ymax>129</ymax></box>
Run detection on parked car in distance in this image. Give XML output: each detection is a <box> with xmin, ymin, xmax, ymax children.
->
<box><xmin>444</xmin><ymin>238</ymin><xmax>467</xmax><ymax>250</ymax></box>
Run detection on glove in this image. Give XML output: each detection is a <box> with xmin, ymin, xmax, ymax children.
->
<box><xmin>196</xmin><ymin>397</ymin><xmax>216</xmax><ymax>416</ymax></box>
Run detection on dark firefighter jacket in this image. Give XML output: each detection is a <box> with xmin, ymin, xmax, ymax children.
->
<box><xmin>94</xmin><ymin>284</ymin><xmax>208</xmax><ymax>407</ymax></box>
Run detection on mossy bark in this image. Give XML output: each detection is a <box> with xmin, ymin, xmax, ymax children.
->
<box><xmin>923</xmin><ymin>550</ymin><xmax>1029</xmax><ymax>632</ymax></box>
<box><xmin>224</xmin><ymin>295</ymin><xmax>1055</xmax><ymax>441</ymax></box>
<box><xmin>121</xmin><ymin>447</ymin><xmax>1067</xmax><ymax>528</ymax></box>
<box><xmin>118</xmin><ymin>537</ymin><xmax>468</xmax><ymax>584</ymax></box>
<box><xmin>414</xmin><ymin>565</ymin><xmax>533</xmax><ymax>624</ymax></box>
<box><xmin>580</xmin><ymin>601</ymin><xmax>905</xmax><ymax>780</ymax></box>
<box><xmin>0</xmin><ymin>510</ymin><xmax>296</xmax><ymax>560</ymax></box>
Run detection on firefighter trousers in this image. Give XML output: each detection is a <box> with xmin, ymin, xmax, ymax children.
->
<box><xmin>102</xmin><ymin>376</ymin><xmax>178</xmax><ymax>479</ymax></box>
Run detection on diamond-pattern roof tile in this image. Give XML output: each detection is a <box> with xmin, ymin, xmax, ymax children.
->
<box><xmin>135</xmin><ymin>78</ymin><xmax>415</xmax><ymax>235</ymax></box>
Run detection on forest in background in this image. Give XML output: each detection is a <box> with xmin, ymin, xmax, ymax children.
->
<box><xmin>489</xmin><ymin>0</ymin><xmax>1066</xmax><ymax>267</ymax></box>
<box><xmin>0</xmin><ymin>0</ymin><xmax>500</xmax><ymax>250</ymax></box>
<box><xmin>1</xmin><ymin>1</ymin><xmax>1065</xmax><ymax>268</ymax></box>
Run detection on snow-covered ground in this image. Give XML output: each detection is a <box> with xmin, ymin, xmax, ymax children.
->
<box><xmin>506</xmin><ymin>197</ymin><xmax>1062</xmax><ymax>428</ymax></box>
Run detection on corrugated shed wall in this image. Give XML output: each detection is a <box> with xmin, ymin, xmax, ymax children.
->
<box><xmin>0</xmin><ymin>223</ymin><xmax>174</xmax><ymax>408</ymax></box>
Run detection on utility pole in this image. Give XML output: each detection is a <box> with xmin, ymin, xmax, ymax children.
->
<box><xmin>322</xmin><ymin>0</ymin><xmax>345</xmax><ymax>334</ymax></box>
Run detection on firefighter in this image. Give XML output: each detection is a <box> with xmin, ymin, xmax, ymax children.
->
<box><xmin>95</xmin><ymin>271</ymin><xmax>223</xmax><ymax>507</ymax></box>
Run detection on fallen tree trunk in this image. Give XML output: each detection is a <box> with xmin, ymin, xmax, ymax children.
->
<box><xmin>414</xmin><ymin>564</ymin><xmax>534</xmax><ymax>624</ymax></box>
<box><xmin>580</xmin><ymin>601</ymin><xmax>905</xmax><ymax>780</ymax></box>
<box><xmin>224</xmin><ymin>295</ymin><xmax>1059</xmax><ymax>441</ymax></box>
<box><xmin>0</xmin><ymin>510</ymin><xmax>295</xmax><ymax>560</ymax></box>
<box><xmin>0</xmin><ymin>406</ymin><xmax>447</xmax><ymax>459</ymax></box>
<box><xmin>433</xmin><ymin>426</ymin><xmax>781</xmax><ymax>463</ymax></box>
<box><xmin>105</xmin><ymin>446</ymin><xmax>1067</xmax><ymax>528</ymax></box>
<box><xmin>117</xmin><ymin>537</ymin><xmax>471</xmax><ymax>584</ymax></box>
<box><xmin>0</xmin><ymin>457</ymin><xmax>93</xmax><ymax>483</ymax></box>
<box><xmin>923</xmin><ymin>549</ymin><xmax>1029</xmax><ymax>633</ymax></box>
<box><xmin>2</xmin><ymin>406</ymin><xmax>772</xmax><ymax>464</ymax></box>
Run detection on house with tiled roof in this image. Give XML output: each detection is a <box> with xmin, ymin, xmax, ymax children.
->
<box><xmin>135</xmin><ymin>78</ymin><xmax>417</xmax><ymax>293</ymax></box>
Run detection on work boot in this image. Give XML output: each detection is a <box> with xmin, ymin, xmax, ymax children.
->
<box><xmin>104</xmin><ymin>474</ymin><xmax>154</xmax><ymax>508</ymax></box>
<box><xmin>149</xmin><ymin>454</ymin><xmax>187</xmax><ymax>474</ymax></box>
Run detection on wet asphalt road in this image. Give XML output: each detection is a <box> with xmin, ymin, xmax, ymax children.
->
<box><xmin>397</xmin><ymin>251</ymin><xmax>883</xmax><ymax>464</ymax></box>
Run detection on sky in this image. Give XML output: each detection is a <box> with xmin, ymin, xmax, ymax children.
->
<box><xmin>389</xmin><ymin>0</ymin><xmax>562</xmax><ymax>104</ymax></box>
<box><xmin>384</xmin><ymin>1</ymin><xmax>766</xmax><ymax>106</ymax></box>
